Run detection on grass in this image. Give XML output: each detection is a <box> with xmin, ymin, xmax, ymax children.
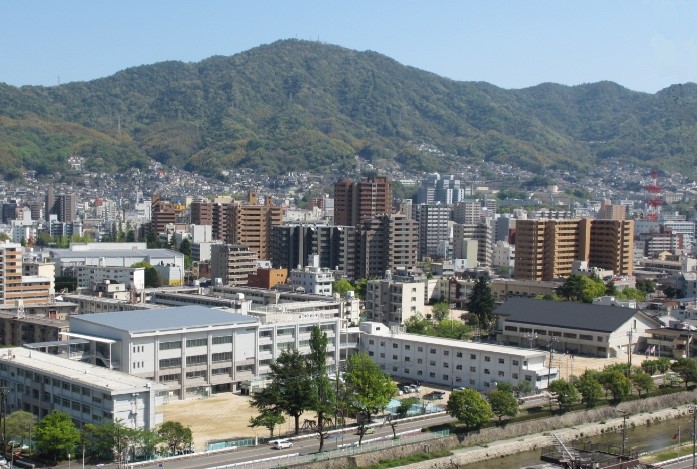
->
<box><xmin>641</xmin><ymin>444</ymin><xmax>694</xmax><ymax>464</ymax></box>
<box><xmin>361</xmin><ymin>449</ymin><xmax>452</xmax><ymax>468</ymax></box>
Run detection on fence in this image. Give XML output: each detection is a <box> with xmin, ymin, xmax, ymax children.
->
<box><xmin>203</xmin><ymin>429</ymin><xmax>450</xmax><ymax>469</ymax></box>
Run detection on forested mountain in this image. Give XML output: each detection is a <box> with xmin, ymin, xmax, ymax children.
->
<box><xmin>1</xmin><ymin>39</ymin><xmax>696</xmax><ymax>180</ymax></box>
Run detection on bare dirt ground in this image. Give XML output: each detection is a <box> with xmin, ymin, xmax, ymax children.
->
<box><xmin>158</xmin><ymin>354</ymin><xmax>629</xmax><ymax>450</ymax></box>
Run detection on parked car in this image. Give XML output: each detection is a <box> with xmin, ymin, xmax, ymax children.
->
<box><xmin>268</xmin><ymin>438</ymin><xmax>286</xmax><ymax>446</ymax></box>
<box><xmin>273</xmin><ymin>439</ymin><xmax>293</xmax><ymax>449</ymax></box>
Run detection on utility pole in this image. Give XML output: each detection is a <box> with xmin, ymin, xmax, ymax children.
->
<box><xmin>547</xmin><ymin>336</ymin><xmax>559</xmax><ymax>389</ymax></box>
<box><xmin>617</xmin><ymin>409</ymin><xmax>629</xmax><ymax>457</ymax></box>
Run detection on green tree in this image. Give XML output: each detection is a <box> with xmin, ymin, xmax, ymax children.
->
<box><xmin>574</xmin><ymin>373</ymin><xmax>604</xmax><ymax>408</ymax></box>
<box><xmin>466</xmin><ymin>276</ymin><xmax>495</xmax><ymax>329</ymax></box>
<box><xmin>343</xmin><ymin>352</ymin><xmax>397</xmax><ymax>445</ymax></box>
<box><xmin>178</xmin><ymin>238</ymin><xmax>192</xmax><ymax>257</ymax></box>
<box><xmin>640</xmin><ymin>357</ymin><xmax>671</xmax><ymax>375</ymax></box>
<box><xmin>157</xmin><ymin>421</ymin><xmax>193</xmax><ymax>454</ymax></box>
<box><xmin>431</xmin><ymin>301</ymin><xmax>450</xmax><ymax>322</ymax></box>
<box><xmin>4</xmin><ymin>410</ymin><xmax>37</xmax><ymax>449</ymax></box>
<box><xmin>34</xmin><ymin>410</ymin><xmax>81</xmax><ymax>461</ymax></box>
<box><xmin>636</xmin><ymin>279</ymin><xmax>656</xmax><ymax>294</ymax></box>
<box><xmin>403</xmin><ymin>313</ymin><xmax>435</xmax><ymax>335</ymax></box>
<box><xmin>671</xmin><ymin>358</ymin><xmax>697</xmax><ymax>389</ymax></box>
<box><xmin>251</xmin><ymin>347</ymin><xmax>312</xmax><ymax>435</ymax></box>
<box><xmin>446</xmin><ymin>389</ymin><xmax>492</xmax><ymax>430</ymax></box>
<box><xmin>615</xmin><ymin>288</ymin><xmax>646</xmax><ymax>301</ymax></box>
<box><xmin>306</xmin><ymin>326</ymin><xmax>336</xmax><ymax>452</ymax></box>
<box><xmin>435</xmin><ymin>319</ymin><xmax>471</xmax><ymax>340</ymax></box>
<box><xmin>631</xmin><ymin>372</ymin><xmax>657</xmax><ymax>397</ymax></box>
<box><xmin>513</xmin><ymin>380</ymin><xmax>533</xmax><ymax>397</ymax></box>
<box><xmin>248</xmin><ymin>411</ymin><xmax>285</xmax><ymax>438</ymax></box>
<box><xmin>549</xmin><ymin>379</ymin><xmax>580</xmax><ymax>411</ymax></box>
<box><xmin>354</xmin><ymin>278</ymin><xmax>368</xmax><ymax>299</ymax></box>
<box><xmin>599</xmin><ymin>369</ymin><xmax>632</xmax><ymax>401</ymax></box>
<box><xmin>332</xmin><ymin>278</ymin><xmax>354</xmax><ymax>296</ymax></box>
<box><xmin>488</xmin><ymin>389</ymin><xmax>519</xmax><ymax>423</ymax></box>
<box><xmin>132</xmin><ymin>261</ymin><xmax>161</xmax><ymax>288</ymax></box>
<box><xmin>395</xmin><ymin>397</ymin><xmax>420</xmax><ymax>418</ymax></box>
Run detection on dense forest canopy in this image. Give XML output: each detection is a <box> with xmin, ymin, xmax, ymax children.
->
<box><xmin>1</xmin><ymin>39</ymin><xmax>696</xmax><ymax>180</ymax></box>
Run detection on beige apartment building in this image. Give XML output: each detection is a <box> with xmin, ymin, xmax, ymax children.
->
<box><xmin>514</xmin><ymin>219</ymin><xmax>633</xmax><ymax>281</ymax></box>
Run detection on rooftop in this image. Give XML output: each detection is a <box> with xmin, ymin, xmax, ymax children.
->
<box><xmin>70</xmin><ymin>305</ymin><xmax>258</xmax><ymax>333</ymax></box>
<box><xmin>0</xmin><ymin>347</ymin><xmax>163</xmax><ymax>394</ymax></box>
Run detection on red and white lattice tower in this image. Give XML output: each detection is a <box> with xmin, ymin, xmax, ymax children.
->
<box><xmin>644</xmin><ymin>170</ymin><xmax>663</xmax><ymax>221</ymax></box>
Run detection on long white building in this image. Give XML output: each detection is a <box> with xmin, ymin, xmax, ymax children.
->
<box><xmin>360</xmin><ymin>322</ymin><xmax>553</xmax><ymax>391</ymax></box>
<box><xmin>0</xmin><ymin>347</ymin><xmax>165</xmax><ymax>430</ymax></box>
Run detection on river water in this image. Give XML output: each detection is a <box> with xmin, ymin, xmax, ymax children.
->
<box><xmin>465</xmin><ymin>414</ymin><xmax>692</xmax><ymax>468</ymax></box>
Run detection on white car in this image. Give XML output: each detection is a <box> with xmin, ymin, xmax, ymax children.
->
<box><xmin>272</xmin><ymin>439</ymin><xmax>293</xmax><ymax>449</ymax></box>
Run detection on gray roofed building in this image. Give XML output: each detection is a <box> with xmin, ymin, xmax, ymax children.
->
<box><xmin>495</xmin><ymin>298</ymin><xmax>660</xmax><ymax>358</ymax></box>
<box><xmin>71</xmin><ymin>305</ymin><xmax>257</xmax><ymax>334</ymax></box>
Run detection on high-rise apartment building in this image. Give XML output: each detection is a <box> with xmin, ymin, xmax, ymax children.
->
<box><xmin>150</xmin><ymin>195</ymin><xmax>176</xmax><ymax>234</ymax></box>
<box><xmin>357</xmin><ymin>214</ymin><xmax>418</xmax><ymax>279</ymax></box>
<box><xmin>596</xmin><ymin>200</ymin><xmax>627</xmax><ymax>220</ymax></box>
<box><xmin>412</xmin><ymin>204</ymin><xmax>451</xmax><ymax>260</ymax></box>
<box><xmin>190</xmin><ymin>200</ymin><xmax>213</xmax><ymax>226</ymax></box>
<box><xmin>333</xmin><ymin>177</ymin><xmax>393</xmax><ymax>226</ymax></box>
<box><xmin>514</xmin><ymin>219</ymin><xmax>633</xmax><ymax>281</ymax></box>
<box><xmin>0</xmin><ymin>241</ymin><xmax>51</xmax><ymax>305</ymax></box>
<box><xmin>271</xmin><ymin>224</ymin><xmax>357</xmax><ymax>279</ymax></box>
<box><xmin>45</xmin><ymin>187</ymin><xmax>77</xmax><ymax>222</ymax></box>
<box><xmin>453</xmin><ymin>222</ymin><xmax>492</xmax><ymax>267</ymax></box>
<box><xmin>453</xmin><ymin>200</ymin><xmax>482</xmax><ymax>225</ymax></box>
<box><xmin>225</xmin><ymin>193</ymin><xmax>283</xmax><ymax>261</ymax></box>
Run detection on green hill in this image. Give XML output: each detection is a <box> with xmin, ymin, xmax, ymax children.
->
<box><xmin>1</xmin><ymin>39</ymin><xmax>696</xmax><ymax>180</ymax></box>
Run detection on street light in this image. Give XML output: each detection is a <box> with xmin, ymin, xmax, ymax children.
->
<box><xmin>546</xmin><ymin>336</ymin><xmax>559</xmax><ymax>389</ymax></box>
<box><xmin>525</xmin><ymin>332</ymin><xmax>538</xmax><ymax>349</ymax></box>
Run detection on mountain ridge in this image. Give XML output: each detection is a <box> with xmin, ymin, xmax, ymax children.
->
<box><xmin>1</xmin><ymin>39</ymin><xmax>696</xmax><ymax>180</ymax></box>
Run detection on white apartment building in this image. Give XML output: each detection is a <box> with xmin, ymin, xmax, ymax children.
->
<box><xmin>72</xmin><ymin>265</ymin><xmax>145</xmax><ymax>291</ymax></box>
<box><xmin>365</xmin><ymin>278</ymin><xmax>425</xmax><ymax>326</ymax></box>
<box><xmin>66</xmin><ymin>305</ymin><xmax>340</xmax><ymax>400</ymax></box>
<box><xmin>0</xmin><ymin>347</ymin><xmax>165</xmax><ymax>430</ymax></box>
<box><xmin>360</xmin><ymin>322</ymin><xmax>551</xmax><ymax>391</ymax></box>
<box><xmin>492</xmin><ymin>240</ymin><xmax>515</xmax><ymax>269</ymax></box>
<box><xmin>288</xmin><ymin>256</ymin><xmax>334</xmax><ymax>296</ymax></box>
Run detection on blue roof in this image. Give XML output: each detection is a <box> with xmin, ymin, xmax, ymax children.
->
<box><xmin>71</xmin><ymin>305</ymin><xmax>258</xmax><ymax>333</ymax></box>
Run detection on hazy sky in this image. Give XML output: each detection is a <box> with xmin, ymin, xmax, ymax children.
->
<box><xmin>2</xmin><ymin>1</ymin><xmax>696</xmax><ymax>93</ymax></box>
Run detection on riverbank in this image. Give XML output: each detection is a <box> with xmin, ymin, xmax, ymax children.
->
<box><xmin>398</xmin><ymin>394</ymin><xmax>697</xmax><ymax>469</ymax></box>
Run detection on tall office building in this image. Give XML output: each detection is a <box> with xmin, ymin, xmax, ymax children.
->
<box><xmin>453</xmin><ymin>200</ymin><xmax>482</xmax><ymax>225</ymax></box>
<box><xmin>412</xmin><ymin>204</ymin><xmax>451</xmax><ymax>260</ymax></box>
<box><xmin>271</xmin><ymin>224</ymin><xmax>357</xmax><ymax>280</ymax></box>
<box><xmin>190</xmin><ymin>200</ymin><xmax>213</xmax><ymax>226</ymax></box>
<box><xmin>333</xmin><ymin>177</ymin><xmax>393</xmax><ymax>226</ymax></box>
<box><xmin>453</xmin><ymin>222</ymin><xmax>492</xmax><ymax>267</ymax></box>
<box><xmin>150</xmin><ymin>195</ymin><xmax>176</xmax><ymax>234</ymax></box>
<box><xmin>514</xmin><ymin>219</ymin><xmax>633</xmax><ymax>281</ymax></box>
<box><xmin>45</xmin><ymin>187</ymin><xmax>77</xmax><ymax>222</ymax></box>
<box><xmin>357</xmin><ymin>213</ymin><xmax>418</xmax><ymax>279</ymax></box>
<box><xmin>225</xmin><ymin>193</ymin><xmax>283</xmax><ymax>261</ymax></box>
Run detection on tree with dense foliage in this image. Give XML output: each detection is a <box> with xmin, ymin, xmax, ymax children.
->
<box><xmin>488</xmin><ymin>389</ymin><xmax>519</xmax><ymax>423</ymax></box>
<box><xmin>671</xmin><ymin>358</ymin><xmax>697</xmax><ymax>389</ymax></box>
<box><xmin>34</xmin><ymin>410</ymin><xmax>81</xmax><ymax>461</ymax></box>
<box><xmin>466</xmin><ymin>276</ymin><xmax>495</xmax><ymax>329</ymax></box>
<box><xmin>343</xmin><ymin>352</ymin><xmax>397</xmax><ymax>445</ymax></box>
<box><xmin>354</xmin><ymin>278</ymin><xmax>368</xmax><ymax>299</ymax></box>
<box><xmin>557</xmin><ymin>275</ymin><xmax>607</xmax><ymax>303</ymax></box>
<box><xmin>447</xmin><ymin>389</ymin><xmax>492</xmax><ymax>430</ymax></box>
<box><xmin>640</xmin><ymin>357</ymin><xmax>671</xmax><ymax>375</ymax></box>
<box><xmin>573</xmin><ymin>372</ymin><xmax>604</xmax><ymax>408</ymax></box>
<box><xmin>248</xmin><ymin>411</ymin><xmax>285</xmax><ymax>438</ymax></box>
<box><xmin>157</xmin><ymin>421</ymin><xmax>193</xmax><ymax>454</ymax></box>
<box><xmin>514</xmin><ymin>380</ymin><xmax>534</xmax><ymax>397</ymax></box>
<box><xmin>436</xmin><ymin>319</ymin><xmax>471</xmax><ymax>340</ymax></box>
<box><xmin>598</xmin><ymin>369</ymin><xmax>632</xmax><ymax>401</ymax></box>
<box><xmin>404</xmin><ymin>313</ymin><xmax>435</xmax><ymax>335</ymax></box>
<box><xmin>306</xmin><ymin>326</ymin><xmax>336</xmax><ymax>452</ymax></box>
<box><xmin>615</xmin><ymin>288</ymin><xmax>646</xmax><ymax>302</ymax></box>
<box><xmin>332</xmin><ymin>278</ymin><xmax>354</xmax><ymax>296</ymax></box>
<box><xmin>431</xmin><ymin>301</ymin><xmax>450</xmax><ymax>321</ymax></box>
<box><xmin>549</xmin><ymin>379</ymin><xmax>580</xmax><ymax>411</ymax></box>
<box><xmin>132</xmin><ymin>261</ymin><xmax>161</xmax><ymax>288</ymax></box>
<box><xmin>4</xmin><ymin>410</ymin><xmax>37</xmax><ymax>449</ymax></box>
<box><xmin>631</xmin><ymin>372</ymin><xmax>657</xmax><ymax>397</ymax></box>
<box><xmin>250</xmin><ymin>347</ymin><xmax>312</xmax><ymax>435</ymax></box>
<box><xmin>395</xmin><ymin>397</ymin><xmax>420</xmax><ymax>418</ymax></box>
<box><xmin>636</xmin><ymin>279</ymin><xmax>656</xmax><ymax>294</ymax></box>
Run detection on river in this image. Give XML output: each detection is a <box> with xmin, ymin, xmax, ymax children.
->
<box><xmin>466</xmin><ymin>413</ymin><xmax>692</xmax><ymax>468</ymax></box>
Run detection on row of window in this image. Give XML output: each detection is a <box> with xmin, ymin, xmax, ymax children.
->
<box><xmin>367</xmin><ymin>344</ymin><xmax>519</xmax><ymax>365</ymax></box>
<box><xmin>509</xmin><ymin>326</ymin><xmax>600</xmax><ymax>342</ymax></box>
<box><xmin>158</xmin><ymin>335</ymin><xmax>233</xmax><ymax>351</ymax></box>
<box><xmin>14</xmin><ymin>373</ymin><xmax>112</xmax><ymax>401</ymax></box>
<box><xmin>158</xmin><ymin>366</ymin><xmax>238</xmax><ymax>382</ymax></box>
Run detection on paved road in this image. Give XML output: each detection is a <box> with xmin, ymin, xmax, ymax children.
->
<box><xmin>46</xmin><ymin>412</ymin><xmax>455</xmax><ymax>469</ymax></box>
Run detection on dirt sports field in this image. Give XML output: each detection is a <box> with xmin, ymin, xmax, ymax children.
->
<box><xmin>159</xmin><ymin>354</ymin><xmax>629</xmax><ymax>450</ymax></box>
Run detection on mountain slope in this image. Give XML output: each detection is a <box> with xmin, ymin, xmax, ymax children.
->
<box><xmin>1</xmin><ymin>39</ymin><xmax>696</xmax><ymax>180</ymax></box>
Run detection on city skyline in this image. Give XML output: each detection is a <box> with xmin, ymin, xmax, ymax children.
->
<box><xmin>2</xmin><ymin>1</ymin><xmax>696</xmax><ymax>93</ymax></box>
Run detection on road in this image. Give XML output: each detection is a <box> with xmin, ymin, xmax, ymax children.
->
<box><xmin>48</xmin><ymin>412</ymin><xmax>456</xmax><ymax>469</ymax></box>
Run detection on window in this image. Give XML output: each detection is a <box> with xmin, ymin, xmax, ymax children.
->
<box><xmin>380</xmin><ymin>342</ymin><xmax>385</xmax><ymax>347</ymax></box>
<box><xmin>443</xmin><ymin>362</ymin><xmax>449</xmax><ymax>368</ymax></box>
<box><xmin>392</xmin><ymin>355</ymin><xmax>398</xmax><ymax>360</ymax></box>
<box><xmin>186</xmin><ymin>370</ymin><xmax>206</xmax><ymax>379</ymax></box>
<box><xmin>444</xmin><ymin>350</ymin><xmax>450</xmax><ymax>356</ymax></box>
<box><xmin>443</xmin><ymin>374</ymin><xmax>449</xmax><ymax>380</ymax></box>
<box><xmin>405</xmin><ymin>357</ymin><xmax>411</xmax><ymax>362</ymax></box>
<box><xmin>498</xmin><ymin>358</ymin><xmax>505</xmax><ymax>364</ymax></box>
<box><xmin>525</xmin><ymin>375</ymin><xmax>532</xmax><ymax>381</ymax></box>
<box><xmin>212</xmin><ymin>367</ymin><xmax>231</xmax><ymax>375</ymax></box>
<box><xmin>429</xmin><ymin>361</ymin><xmax>436</xmax><ymax>366</ymax></box>
<box><xmin>563</xmin><ymin>333</ymin><xmax>577</xmax><ymax>339</ymax></box>
<box><xmin>212</xmin><ymin>352</ymin><xmax>232</xmax><ymax>362</ymax></box>
<box><xmin>512</xmin><ymin>373</ymin><xmax>519</xmax><ymax>379</ymax></box>
<box><xmin>430</xmin><ymin>348</ymin><xmax>436</xmax><ymax>354</ymax></box>
<box><xmin>159</xmin><ymin>340</ymin><xmax>182</xmax><ymax>351</ymax></box>
<box><xmin>498</xmin><ymin>371</ymin><xmax>505</xmax><ymax>377</ymax></box>
<box><xmin>417</xmin><ymin>358</ymin><xmax>423</xmax><ymax>364</ymax></box>
<box><xmin>186</xmin><ymin>355</ymin><xmax>207</xmax><ymax>366</ymax></box>
<box><xmin>512</xmin><ymin>360</ymin><xmax>519</xmax><ymax>366</ymax></box>
<box><xmin>380</xmin><ymin>353</ymin><xmax>385</xmax><ymax>359</ymax></box>
<box><xmin>504</xmin><ymin>326</ymin><xmax>517</xmax><ymax>332</ymax></box>
<box><xmin>159</xmin><ymin>358</ymin><xmax>181</xmax><ymax>369</ymax></box>
<box><xmin>159</xmin><ymin>373</ymin><xmax>179</xmax><ymax>382</ymax></box>
<box><xmin>392</xmin><ymin>366</ymin><xmax>398</xmax><ymax>372</ymax></box>
<box><xmin>470</xmin><ymin>354</ymin><xmax>476</xmax><ymax>360</ymax></box>
<box><xmin>212</xmin><ymin>335</ymin><xmax>232</xmax><ymax>345</ymax></box>
<box><xmin>393</xmin><ymin>343</ymin><xmax>398</xmax><ymax>349</ymax></box>
<box><xmin>187</xmin><ymin>338</ymin><xmax>207</xmax><ymax>348</ymax></box>
<box><xmin>417</xmin><ymin>347</ymin><xmax>424</xmax><ymax>352</ymax></box>
<box><xmin>417</xmin><ymin>370</ymin><xmax>423</xmax><ymax>376</ymax></box>
<box><xmin>456</xmin><ymin>364</ymin><xmax>462</xmax><ymax>370</ymax></box>
<box><xmin>369</xmin><ymin>340</ymin><xmax>374</xmax><ymax>345</ymax></box>
<box><xmin>429</xmin><ymin>372</ymin><xmax>435</xmax><ymax>378</ymax></box>
<box><xmin>484</xmin><ymin>369</ymin><xmax>490</xmax><ymax>374</ymax></box>
<box><xmin>580</xmin><ymin>334</ymin><xmax>593</xmax><ymax>341</ymax></box>
<box><xmin>469</xmin><ymin>379</ymin><xmax>476</xmax><ymax>385</ymax></box>
<box><xmin>456</xmin><ymin>352</ymin><xmax>463</xmax><ymax>358</ymax></box>
<box><xmin>597</xmin><ymin>336</ymin><xmax>604</xmax><ymax>342</ymax></box>
<box><xmin>405</xmin><ymin>345</ymin><xmax>411</xmax><ymax>351</ymax></box>
<box><xmin>404</xmin><ymin>368</ymin><xmax>410</xmax><ymax>374</ymax></box>
<box><xmin>469</xmin><ymin>366</ymin><xmax>476</xmax><ymax>372</ymax></box>
<box><xmin>484</xmin><ymin>356</ymin><xmax>491</xmax><ymax>362</ymax></box>
<box><xmin>368</xmin><ymin>351</ymin><xmax>374</xmax><ymax>357</ymax></box>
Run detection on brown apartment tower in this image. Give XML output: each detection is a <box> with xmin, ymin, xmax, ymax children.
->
<box><xmin>514</xmin><ymin>218</ymin><xmax>634</xmax><ymax>281</ymax></box>
<box><xmin>334</xmin><ymin>177</ymin><xmax>393</xmax><ymax>226</ymax></box>
<box><xmin>225</xmin><ymin>193</ymin><xmax>283</xmax><ymax>261</ymax></box>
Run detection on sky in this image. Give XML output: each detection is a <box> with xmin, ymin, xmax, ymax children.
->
<box><xmin>2</xmin><ymin>1</ymin><xmax>696</xmax><ymax>93</ymax></box>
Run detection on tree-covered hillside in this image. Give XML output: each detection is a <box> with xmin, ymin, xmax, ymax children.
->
<box><xmin>1</xmin><ymin>39</ymin><xmax>696</xmax><ymax>180</ymax></box>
